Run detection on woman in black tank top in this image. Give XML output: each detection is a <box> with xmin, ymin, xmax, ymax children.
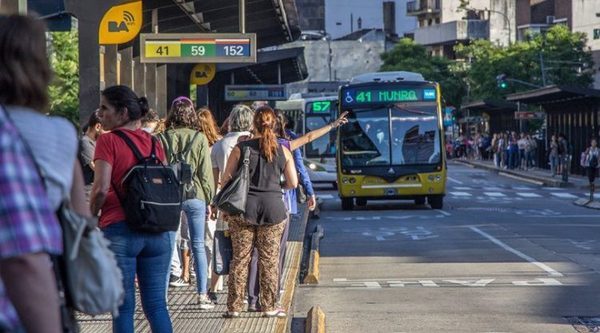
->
<box><xmin>219</xmin><ymin>106</ymin><xmax>298</xmax><ymax>318</ymax></box>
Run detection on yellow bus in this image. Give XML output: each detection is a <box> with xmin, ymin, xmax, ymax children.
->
<box><xmin>336</xmin><ymin>71</ymin><xmax>447</xmax><ymax>210</ymax></box>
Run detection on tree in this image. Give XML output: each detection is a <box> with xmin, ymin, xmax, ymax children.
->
<box><xmin>456</xmin><ymin>25</ymin><xmax>595</xmax><ymax>102</ymax></box>
<box><xmin>380</xmin><ymin>38</ymin><xmax>467</xmax><ymax>108</ymax></box>
<box><xmin>48</xmin><ymin>30</ymin><xmax>80</xmax><ymax>127</ymax></box>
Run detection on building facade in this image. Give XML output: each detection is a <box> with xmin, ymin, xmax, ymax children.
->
<box><xmin>407</xmin><ymin>0</ymin><xmax>516</xmax><ymax>58</ymax></box>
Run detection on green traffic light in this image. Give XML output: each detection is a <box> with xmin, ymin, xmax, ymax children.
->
<box><xmin>499</xmin><ymin>81</ymin><xmax>508</xmax><ymax>89</ymax></box>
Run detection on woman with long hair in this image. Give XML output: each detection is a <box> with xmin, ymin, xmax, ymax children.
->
<box><xmin>91</xmin><ymin>85</ymin><xmax>173</xmax><ymax>332</ymax></box>
<box><xmin>219</xmin><ymin>106</ymin><xmax>298</xmax><ymax>318</ymax></box>
<box><xmin>158</xmin><ymin>97</ymin><xmax>215</xmax><ymax>309</ymax></box>
<box><xmin>197</xmin><ymin>107</ymin><xmax>222</xmax><ymax>146</ymax></box>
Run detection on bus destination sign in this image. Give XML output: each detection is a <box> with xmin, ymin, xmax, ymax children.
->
<box><xmin>341</xmin><ymin>87</ymin><xmax>436</xmax><ymax>107</ymax></box>
<box><xmin>307</xmin><ymin>101</ymin><xmax>333</xmax><ymax>113</ymax></box>
<box><xmin>140</xmin><ymin>33</ymin><xmax>257</xmax><ymax>63</ymax></box>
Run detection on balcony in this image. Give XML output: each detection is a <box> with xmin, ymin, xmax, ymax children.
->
<box><xmin>414</xmin><ymin>20</ymin><xmax>488</xmax><ymax>46</ymax></box>
<box><xmin>406</xmin><ymin>0</ymin><xmax>441</xmax><ymax>16</ymax></box>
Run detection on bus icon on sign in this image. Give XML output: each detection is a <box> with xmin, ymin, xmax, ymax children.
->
<box><xmin>423</xmin><ymin>89</ymin><xmax>436</xmax><ymax>100</ymax></box>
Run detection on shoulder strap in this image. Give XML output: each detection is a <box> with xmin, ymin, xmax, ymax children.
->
<box><xmin>112</xmin><ymin>130</ymin><xmax>155</xmax><ymax>162</ymax></box>
<box><xmin>181</xmin><ymin>131</ymin><xmax>201</xmax><ymax>159</ymax></box>
<box><xmin>160</xmin><ymin>131</ymin><xmax>174</xmax><ymax>161</ymax></box>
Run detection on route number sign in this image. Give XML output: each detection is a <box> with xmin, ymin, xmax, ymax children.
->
<box><xmin>140</xmin><ymin>33</ymin><xmax>257</xmax><ymax>63</ymax></box>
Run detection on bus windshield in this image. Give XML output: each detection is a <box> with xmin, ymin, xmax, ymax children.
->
<box><xmin>305</xmin><ymin>114</ymin><xmax>336</xmax><ymax>158</ymax></box>
<box><xmin>340</xmin><ymin>103</ymin><xmax>440</xmax><ymax>167</ymax></box>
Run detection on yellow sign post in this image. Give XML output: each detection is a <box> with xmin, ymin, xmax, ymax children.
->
<box><xmin>190</xmin><ymin>63</ymin><xmax>216</xmax><ymax>85</ymax></box>
<box><xmin>99</xmin><ymin>1</ymin><xmax>142</xmax><ymax>45</ymax></box>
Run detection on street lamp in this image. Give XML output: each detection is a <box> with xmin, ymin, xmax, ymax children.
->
<box><xmin>321</xmin><ymin>31</ymin><xmax>333</xmax><ymax>82</ymax></box>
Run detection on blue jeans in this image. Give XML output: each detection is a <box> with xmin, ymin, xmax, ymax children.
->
<box><xmin>182</xmin><ymin>199</ymin><xmax>208</xmax><ymax>295</ymax></box>
<box><xmin>102</xmin><ymin>222</ymin><xmax>173</xmax><ymax>333</ymax></box>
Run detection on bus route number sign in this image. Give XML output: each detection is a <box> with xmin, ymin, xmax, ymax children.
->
<box><xmin>310</xmin><ymin>101</ymin><xmax>332</xmax><ymax>113</ymax></box>
<box><xmin>342</xmin><ymin>87</ymin><xmax>436</xmax><ymax>107</ymax></box>
<box><xmin>141</xmin><ymin>33</ymin><xmax>257</xmax><ymax>64</ymax></box>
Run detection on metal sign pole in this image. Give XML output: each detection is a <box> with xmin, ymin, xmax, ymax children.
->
<box><xmin>239</xmin><ymin>0</ymin><xmax>246</xmax><ymax>34</ymax></box>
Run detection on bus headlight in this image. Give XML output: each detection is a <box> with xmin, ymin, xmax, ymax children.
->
<box><xmin>349</xmin><ymin>177</ymin><xmax>356</xmax><ymax>184</ymax></box>
<box><xmin>342</xmin><ymin>177</ymin><xmax>349</xmax><ymax>184</ymax></box>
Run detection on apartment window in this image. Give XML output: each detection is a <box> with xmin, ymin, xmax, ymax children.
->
<box><xmin>594</xmin><ymin>29</ymin><xmax>600</xmax><ymax>40</ymax></box>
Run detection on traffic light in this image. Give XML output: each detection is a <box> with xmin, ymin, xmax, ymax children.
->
<box><xmin>496</xmin><ymin>74</ymin><xmax>508</xmax><ymax>89</ymax></box>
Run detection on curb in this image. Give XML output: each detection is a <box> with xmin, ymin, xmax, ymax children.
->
<box><xmin>453</xmin><ymin>160</ymin><xmax>568</xmax><ymax>187</ymax></box>
<box><xmin>305</xmin><ymin>305</ymin><xmax>326</xmax><ymax>333</ymax></box>
<box><xmin>573</xmin><ymin>198</ymin><xmax>600</xmax><ymax>209</ymax></box>
<box><xmin>303</xmin><ymin>225</ymin><xmax>324</xmax><ymax>284</ymax></box>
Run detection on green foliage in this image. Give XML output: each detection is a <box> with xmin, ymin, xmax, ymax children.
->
<box><xmin>456</xmin><ymin>25</ymin><xmax>595</xmax><ymax>102</ymax></box>
<box><xmin>380</xmin><ymin>38</ymin><xmax>467</xmax><ymax>108</ymax></box>
<box><xmin>48</xmin><ymin>30</ymin><xmax>80</xmax><ymax>127</ymax></box>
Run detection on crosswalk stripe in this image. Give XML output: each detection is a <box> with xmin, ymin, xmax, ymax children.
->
<box><xmin>516</xmin><ymin>192</ymin><xmax>541</xmax><ymax>198</ymax></box>
<box><xmin>542</xmin><ymin>187</ymin><xmax>565</xmax><ymax>191</ymax></box>
<box><xmin>453</xmin><ymin>186</ymin><xmax>473</xmax><ymax>190</ymax></box>
<box><xmin>513</xmin><ymin>186</ymin><xmax>534</xmax><ymax>190</ymax></box>
<box><xmin>485</xmin><ymin>187</ymin><xmax>504</xmax><ymax>191</ymax></box>
<box><xmin>551</xmin><ymin>193</ymin><xmax>578</xmax><ymax>199</ymax></box>
<box><xmin>484</xmin><ymin>192</ymin><xmax>506</xmax><ymax>197</ymax></box>
<box><xmin>450</xmin><ymin>192</ymin><xmax>472</xmax><ymax>197</ymax></box>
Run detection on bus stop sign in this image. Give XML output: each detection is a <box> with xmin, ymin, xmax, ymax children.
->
<box><xmin>140</xmin><ymin>33</ymin><xmax>257</xmax><ymax>63</ymax></box>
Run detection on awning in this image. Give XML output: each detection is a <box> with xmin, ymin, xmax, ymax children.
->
<box><xmin>216</xmin><ymin>47</ymin><xmax>308</xmax><ymax>84</ymax></box>
<box><xmin>506</xmin><ymin>85</ymin><xmax>600</xmax><ymax>105</ymax></box>
<box><xmin>461</xmin><ymin>99</ymin><xmax>517</xmax><ymax>113</ymax></box>
<box><xmin>159</xmin><ymin>0</ymin><xmax>301</xmax><ymax>49</ymax></box>
<box><xmin>28</xmin><ymin>0</ymin><xmax>71</xmax><ymax>31</ymax></box>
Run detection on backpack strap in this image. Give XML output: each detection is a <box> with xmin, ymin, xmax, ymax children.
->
<box><xmin>162</xmin><ymin>130</ymin><xmax>200</xmax><ymax>162</ymax></box>
<box><xmin>112</xmin><ymin>130</ymin><xmax>156</xmax><ymax>162</ymax></box>
<box><xmin>180</xmin><ymin>131</ymin><xmax>201</xmax><ymax>160</ymax></box>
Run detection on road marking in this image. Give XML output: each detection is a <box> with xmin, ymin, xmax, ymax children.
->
<box><xmin>512</xmin><ymin>278</ymin><xmax>562</xmax><ymax>286</ymax></box>
<box><xmin>542</xmin><ymin>187</ymin><xmax>564</xmax><ymax>191</ymax></box>
<box><xmin>450</xmin><ymin>191</ymin><xmax>472</xmax><ymax>197</ymax></box>
<box><xmin>551</xmin><ymin>192</ymin><xmax>578</xmax><ymax>199</ymax></box>
<box><xmin>453</xmin><ymin>186</ymin><xmax>473</xmax><ymax>190</ymax></box>
<box><xmin>469</xmin><ymin>227</ymin><xmax>564</xmax><ymax>277</ymax></box>
<box><xmin>435</xmin><ymin>209</ymin><xmax>451</xmax><ymax>216</ymax></box>
<box><xmin>444</xmin><ymin>279</ymin><xmax>495</xmax><ymax>287</ymax></box>
<box><xmin>318</xmin><ymin>194</ymin><xmax>335</xmax><ymax>200</ymax></box>
<box><xmin>516</xmin><ymin>192</ymin><xmax>541</xmax><ymax>198</ymax></box>
<box><xmin>484</xmin><ymin>186</ymin><xmax>504</xmax><ymax>191</ymax></box>
<box><xmin>568</xmin><ymin>239</ymin><xmax>595</xmax><ymax>250</ymax></box>
<box><xmin>498</xmin><ymin>172</ymin><xmax>545</xmax><ymax>185</ymax></box>
<box><xmin>447</xmin><ymin>177</ymin><xmax>463</xmax><ymax>184</ymax></box>
<box><xmin>484</xmin><ymin>192</ymin><xmax>506</xmax><ymax>197</ymax></box>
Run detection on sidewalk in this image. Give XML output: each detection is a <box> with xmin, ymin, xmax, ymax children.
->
<box><xmin>453</xmin><ymin>159</ymin><xmax>589</xmax><ymax>189</ymax></box>
<box><xmin>79</xmin><ymin>206</ymin><xmax>310</xmax><ymax>333</ymax></box>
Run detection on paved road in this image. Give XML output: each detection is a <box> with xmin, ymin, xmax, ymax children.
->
<box><xmin>292</xmin><ymin>162</ymin><xmax>600</xmax><ymax>333</ymax></box>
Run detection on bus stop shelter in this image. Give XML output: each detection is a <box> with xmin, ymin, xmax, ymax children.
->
<box><xmin>507</xmin><ymin>85</ymin><xmax>600</xmax><ymax>175</ymax></box>
<box><xmin>461</xmin><ymin>99</ymin><xmax>519</xmax><ymax>136</ymax></box>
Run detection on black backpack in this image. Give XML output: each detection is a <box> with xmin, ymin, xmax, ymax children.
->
<box><xmin>160</xmin><ymin>130</ymin><xmax>200</xmax><ymax>200</ymax></box>
<box><xmin>112</xmin><ymin>131</ymin><xmax>182</xmax><ymax>233</ymax></box>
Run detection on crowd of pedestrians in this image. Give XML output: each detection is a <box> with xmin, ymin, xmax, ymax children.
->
<box><xmin>0</xmin><ymin>13</ymin><xmax>350</xmax><ymax>332</ymax></box>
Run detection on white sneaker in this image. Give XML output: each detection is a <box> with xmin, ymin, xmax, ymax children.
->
<box><xmin>198</xmin><ymin>294</ymin><xmax>215</xmax><ymax>310</ymax></box>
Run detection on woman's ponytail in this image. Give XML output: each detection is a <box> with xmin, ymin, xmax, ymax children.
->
<box><xmin>254</xmin><ymin>106</ymin><xmax>278</xmax><ymax>162</ymax></box>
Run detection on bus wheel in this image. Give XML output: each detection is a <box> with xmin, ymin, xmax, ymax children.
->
<box><xmin>356</xmin><ymin>198</ymin><xmax>367</xmax><ymax>206</ymax></box>
<box><xmin>341</xmin><ymin>198</ymin><xmax>354</xmax><ymax>210</ymax></box>
<box><xmin>414</xmin><ymin>197</ymin><xmax>426</xmax><ymax>205</ymax></box>
<box><xmin>428</xmin><ymin>195</ymin><xmax>443</xmax><ymax>209</ymax></box>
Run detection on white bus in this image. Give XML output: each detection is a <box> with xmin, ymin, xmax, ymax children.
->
<box><xmin>276</xmin><ymin>94</ymin><xmax>339</xmax><ymax>188</ymax></box>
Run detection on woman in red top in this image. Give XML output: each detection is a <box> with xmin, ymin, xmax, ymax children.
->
<box><xmin>90</xmin><ymin>85</ymin><xmax>173</xmax><ymax>333</ymax></box>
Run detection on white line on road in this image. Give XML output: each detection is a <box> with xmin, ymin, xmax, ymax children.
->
<box><xmin>513</xmin><ymin>186</ymin><xmax>534</xmax><ymax>190</ymax></box>
<box><xmin>484</xmin><ymin>192</ymin><xmax>506</xmax><ymax>197</ymax></box>
<box><xmin>436</xmin><ymin>209</ymin><xmax>451</xmax><ymax>216</ymax></box>
<box><xmin>550</xmin><ymin>192</ymin><xmax>578</xmax><ymax>199</ymax></box>
<box><xmin>469</xmin><ymin>227</ymin><xmax>564</xmax><ymax>277</ymax></box>
<box><xmin>447</xmin><ymin>177</ymin><xmax>463</xmax><ymax>184</ymax></box>
<box><xmin>453</xmin><ymin>186</ymin><xmax>473</xmax><ymax>190</ymax></box>
<box><xmin>450</xmin><ymin>192</ymin><xmax>472</xmax><ymax>197</ymax></box>
<box><xmin>484</xmin><ymin>186</ymin><xmax>504</xmax><ymax>191</ymax></box>
<box><xmin>498</xmin><ymin>172</ymin><xmax>545</xmax><ymax>185</ymax></box>
<box><xmin>516</xmin><ymin>192</ymin><xmax>542</xmax><ymax>198</ymax></box>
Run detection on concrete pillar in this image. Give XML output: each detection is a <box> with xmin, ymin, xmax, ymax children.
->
<box><xmin>119</xmin><ymin>47</ymin><xmax>133</xmax><ymax>87</ymax></box>
<box><xmin>156</xmin><ymin>65</ymin><xmax>167</xmax><ymax>117</ymax></box>
<box><xmin>104</xmin><ymin>45</ymin><xmax>119</xmax><ymax>87</ymax></box>
<box><xmin>145</xmin><ymin>63</ymin><xmax>157</xmax><ymax>111</ymax></box>
<box><xmin>65</xmin><ymin>0</ymin><xmax>126</xmax><ymax>127</ymax></box>
<box><xmin>133</xmin><ymin>57</ymin><xmax>146</xmax><ymax>98</ymax></box>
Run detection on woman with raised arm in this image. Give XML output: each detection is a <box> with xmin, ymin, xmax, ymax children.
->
<box><xmin>289</xmin><ymin>111</ymin><xmax>349</xmax><ymax>151</ymax></box>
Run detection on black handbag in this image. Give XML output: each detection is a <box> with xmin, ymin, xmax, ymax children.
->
<box><xmin>212</xmin><ymin>146</ymin><xmax>250</xmax><ymax>215</ymax></box>
<box><xmin>296</xmin><ymin>181</ymin><xmax>307</xmax><ymax>204</ymax></box>
<box><xmin>213</xmin><ymin>229</ymin><xmax>233</xmax><ymax>275</ymax></box>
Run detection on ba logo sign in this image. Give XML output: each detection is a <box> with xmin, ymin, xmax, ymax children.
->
<box><xmin>108</xmin><ymin>11</ymin><xmax>135</xmax><ymax>32</ymax></box>
<box><xmin>99</xmin><ymin>1</ymin><xmax>142</xmax><ymax>45</ymax></box>
<box><xmin>190</xmin><ymin>64</ymin><xmax>216</xmax><ymax>85</ymax></box>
